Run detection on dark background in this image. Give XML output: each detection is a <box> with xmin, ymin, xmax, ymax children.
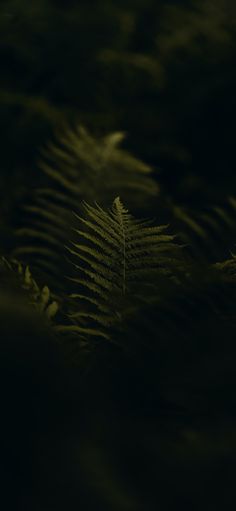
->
<box><xmin>1</xmin><ymin>0</ymin><xmax>236</xmax><ymax>217</ymax></box>
<box><xmin>1</xmin><ymin>1</ymin><xmax>236</xmax><ymax>509</ymax></box>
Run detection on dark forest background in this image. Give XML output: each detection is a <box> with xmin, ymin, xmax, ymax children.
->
<box><xmin>1</xmin><ymin>0</ymin><xmax>236</xmax><ymax>227</ymax></box>
<box><xmin>1</xmin><ymin>1</ymin><xmax>236</xmax><ymax>509</ymax></box>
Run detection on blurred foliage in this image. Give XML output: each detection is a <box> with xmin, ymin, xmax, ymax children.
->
<box><xmin>1</xmin><ymin>1</ymin><xmax>236</xmax><ymax>509</ymax></box>
<box><xmin>1</xmin><ymin>0</ymin><xmax>236</xmax><ymax>204</ymax></box>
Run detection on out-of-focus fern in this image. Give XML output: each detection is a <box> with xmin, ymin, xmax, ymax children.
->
<box><xmin>14</xmin><ymin>124</ymin><xmax>159</xmax><ymax>281</ymax></box>
<box><xmin>215</xmin><ymin>253</ymin><xmax>236</xmax><ymax>278</ymax></box>
<box><xmin>0</xmin><ymin>257</ymin><xmax>58</xmax><ymax>321</ymax></box>
<box><xmin>172</xmin><ymin>196</ymin><xmax>236</xmax><ymax>262</ymax></box>
<box><xmin>114</xmin><ymin>258</ymin><xmax>236</xmax><ymax>414</ymax></box>
<box><xmin>40</xmin><ymin>125</ymin><xmax>159</xmax><ymax>206</ymax></box>
<box><xmin>57</xmin><ymin>197</ymin><xmax>182</xmax><ymax>341</ymax></box>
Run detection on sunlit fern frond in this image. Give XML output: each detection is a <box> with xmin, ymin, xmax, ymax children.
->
<box><xmin>57</xmin><ymin>196</ymin><xmax>183</xmax><ymax>341</ymax></box>
<box><xmin>0</xmin><ymin>256</ymin><xmax>59</xmax><ymax>322</ymax></box>
<box><xmin>172</xmin><ymin>196</ymin><xmax>236</xmax><ymax>263</ymax></box>
<box><xmin>13</xmin><ymin>124</ymin><xmax>159</xmax><ymax>284</ymax></box>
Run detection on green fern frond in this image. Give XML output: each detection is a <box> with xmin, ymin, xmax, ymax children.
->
<box><xmin>65</xmin><ymin>197</ymin><xmax>182</xmax><ymax>341</ymax></box>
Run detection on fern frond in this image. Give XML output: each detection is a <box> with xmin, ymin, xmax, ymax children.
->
<box><xmin>65</xmin><ymin>197</ymin><xmax>182</xmax><ymax>341</ymax></box>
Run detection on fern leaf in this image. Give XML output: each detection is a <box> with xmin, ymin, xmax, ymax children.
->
<box><xmin>65</xmin><ymin>197</ymin><xmax>182</xmax><ymax>341</ymax></box>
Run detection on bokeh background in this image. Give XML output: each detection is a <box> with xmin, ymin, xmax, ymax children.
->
<box><xmin>1</xmin><ymin>1</ymin><xmax>236</xmax><ymax>509</ymax></box>
<box><xmin>1</xmin><ymin>0</ymin><xmax>236</xmax><ymax>218</ymax></box>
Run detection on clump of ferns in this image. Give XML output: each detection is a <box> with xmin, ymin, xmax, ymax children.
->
<box><xmin>52</xmin><ymin>195</ymin><xmax>236</xmax><ymax>404</ymax></box>
<box><xmin>56</xmin><ymin>197</ymin><xmax>185</xmax><ymax>353</ymax></box>
<box><xmin>14</xmin><ymin>124</ymin><xmax>159</xmax><ymax>284</ymax></box>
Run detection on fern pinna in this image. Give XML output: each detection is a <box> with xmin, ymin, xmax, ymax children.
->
<box><xmin>57</xmin><ymin>197</ymin><xmax>182</xmax><ymax>341</ymax></box>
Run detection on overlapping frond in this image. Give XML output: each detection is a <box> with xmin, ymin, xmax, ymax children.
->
<box><xmin>14</xmin><ymin>124</ymin><xmax>159</xmax><ymax>283</ymax></box>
